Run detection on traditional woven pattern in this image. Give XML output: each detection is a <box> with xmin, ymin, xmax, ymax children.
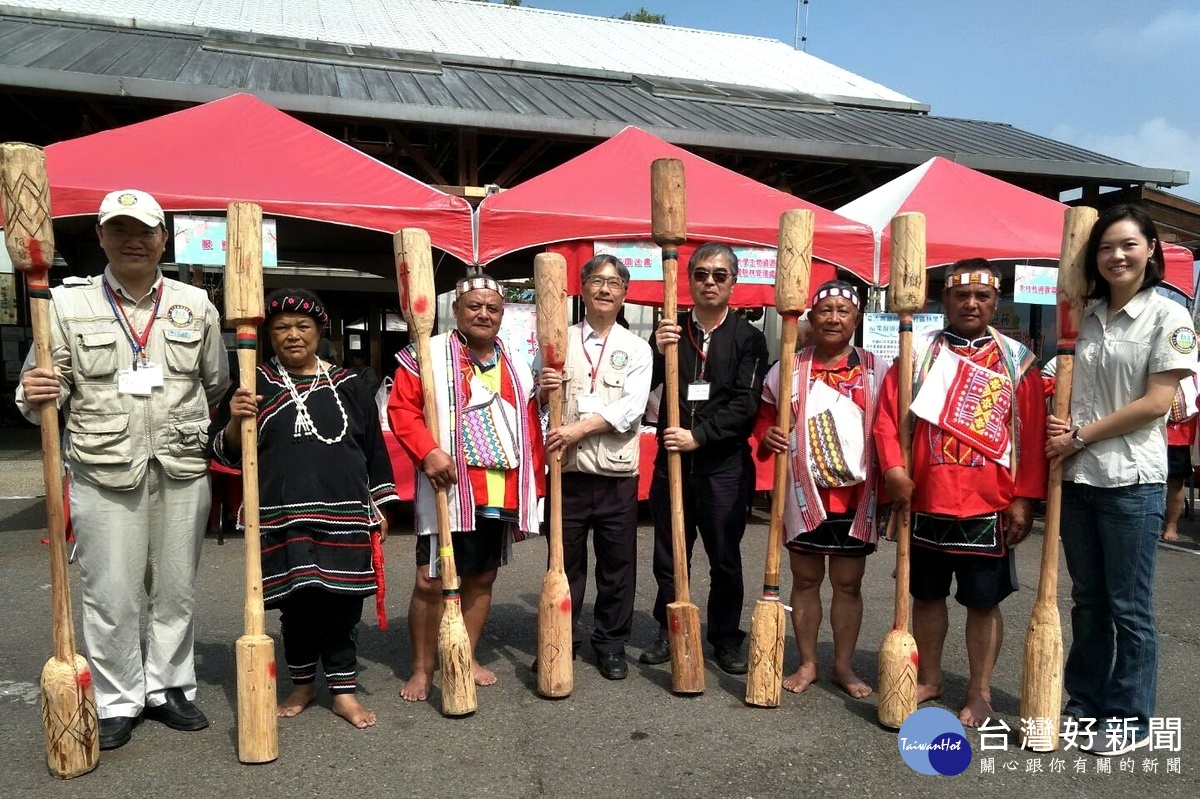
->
<box><xmin>912</xmin><ymin>512</ymin><xmax>1005</xmax><ymax>557</ymax></box>
<box><xmin>461</xmin><ymin>397</ymin><xmax>516</xmax><ymax>470</ymax></box>
<box><xmin>807</xmin><ymin>409</ymin><xmax>856</xmax><ymax>488</ymax></box>
<box><xmin>936</xmin><ymin>360</ymin><xmax>1012</xmax><ymax>461</ymax></box>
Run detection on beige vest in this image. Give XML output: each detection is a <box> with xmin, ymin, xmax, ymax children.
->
<box><xmin>44</xmin><ymin>275</ymin><xmax>226</xmax><ymax>489</ymax></box>
<box><xmin>561</xmin><ymin>322</ymin><xmax>643</xmax><ymax>476</ymax></box>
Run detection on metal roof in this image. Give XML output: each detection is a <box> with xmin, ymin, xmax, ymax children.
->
<box><xmin>0</xmin><ymin>0</ymin><xmax>918</xmax><ymax>108</ymax></box>
<box><xmin>0</xmin><ymin>8</ymin><xmax>1187</xmax><ymax>188</ymax></box>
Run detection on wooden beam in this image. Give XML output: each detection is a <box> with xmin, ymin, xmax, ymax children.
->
<box><xmin>458</xmin><ymin>130</ymin><xmax>478</xmax><ymax>187</ymax></box>
<box><xmin>492</xmin><ymin>138</ymin><xmax>551</xmax><ymax>187</ymax></box>
<box><xmin>387</xmin><ymin>126</ymin><xmax>448</xmax><ymax>186</ymax></box>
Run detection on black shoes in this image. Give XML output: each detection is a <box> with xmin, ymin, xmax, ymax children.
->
<box><xmin>638</xmin><ymin>637</ymin><xmax>670</xmax><ymax>665</ymax></box>
<box><xmin>596</xmin><ymin>652</ymin><xmax>629</xmax><ymax>680</ymax></box>
<box><xmin>143</xmin><ymin>688</ymin><xmax>209</xmax><ymax>732</ymax></box>
<box><xmin>98</xmin><ymin>715</ymin><xmax>137</xmax><ymax>750</ymax></box>
<box><xmin>714</xmin><ymin>646</ymin><xmax>748</xmax><ymax>675</ymax></box>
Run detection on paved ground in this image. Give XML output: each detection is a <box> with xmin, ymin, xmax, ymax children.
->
<box><xmin>1</xmin><ymin>425</ymin><xmax>1199</xmax><ymax>797</ymax></box>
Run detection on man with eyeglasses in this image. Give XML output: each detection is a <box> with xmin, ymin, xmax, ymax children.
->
<box><xmin>538</xmin><ymin>254</ymin><xmax>652</xmax><ymax>680</ymax></box>
<box><xmin>17</xmin><ymin>189</ymin><xmax>229</xmax><ymax>749</ymax></box>
<box><xmin>640</xmin><ymin>242</ymin><xmax>769</xmax><ymax>675</ymax></box>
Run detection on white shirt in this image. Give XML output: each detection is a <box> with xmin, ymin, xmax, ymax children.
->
<box><xmin>1067</xmin><ymin>290</ymin><xmax>1198</xmax><ymax>487</ymax></box>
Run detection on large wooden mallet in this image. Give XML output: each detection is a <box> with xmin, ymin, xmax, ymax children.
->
<box><xmin>395</xmin><ymin>228</ymin><xmax>477</xmax><ymax>717</ymax></box>
<box><xmin>1</xmin><ymin>143</ymin><xmax>99</xmax><ymax>779</ymax></box>
<box><xmin>745</xmin><ymin>209</ymin><xmax>814</xmax><ymax>708</ymax></box>
<box><xmin>224</xmin><ymin>201</ymin><xmax>278</xmax><ymax>764</ymax></box>
<box><xmin>877</xmin><ymin>211</ymin><xmax>926</xmax><ymax>730</ymax></box>
<box><xmin>1020</xmin><ymin>205</ymin><xmax>1095</xmax><ymax>751</ymax></box>
<box><xmin>534</xmin><ymin>252</ymin><xmax>573</xmax><ymax>698</ymax></box>
<box><xmin>651</xmin><ymin>157</ymin><xmax>704</xmax><ymax>694</ymax></box>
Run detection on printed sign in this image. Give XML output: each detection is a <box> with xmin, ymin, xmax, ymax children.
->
<box><xmin>862</xmin><ymin>312</ymin><xmax>945</xmax><ymax>364</ymax></box>
<box><xmin>594</xmin><ymin>241</ymin><xmax>662</xmax><ymax>281</ymax></box>
<box><xmin>174</xmin><ymin>214</ymin><xmax>278</xmax><ymax>267</ymax></box>
<box><xmin>1013</xmin><ymin>264</ymin><xmax>1057</xmax><ymax>305</ymax></box>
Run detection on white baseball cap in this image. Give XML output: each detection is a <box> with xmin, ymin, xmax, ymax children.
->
<box><xmin>97</xmin><ymin>189</ymin><xmax>166</xmax><ymax>228</ymax></box>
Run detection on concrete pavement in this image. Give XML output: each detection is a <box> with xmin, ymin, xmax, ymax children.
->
<box><xmin>1</xmin><ymin>442</ymin><xmax>1199</xmax><ymax>797</ymax></box>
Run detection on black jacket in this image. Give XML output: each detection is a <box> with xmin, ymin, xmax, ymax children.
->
<box><xmin>651</xmin><ymin>311</ymin><xmax>769</xmax><ymax>475</ymax></box>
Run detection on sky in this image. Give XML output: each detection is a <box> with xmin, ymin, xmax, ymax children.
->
<box><xmin>514</xmin><ymin>0</ymin><xmax>1200</xmax><ymax>203</ymax></box>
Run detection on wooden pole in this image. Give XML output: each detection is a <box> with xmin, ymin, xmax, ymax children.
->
<box><xmin>224</xmin><ymin>201</ymin><xmax>278</xmax><ymax>764</ymax></box>
<box><xmin>745</xmin><ymin>209</ymin><xmax>813</xmax><ymax>708</ymax></box>
<box><xmin>1</xmin><ymin>142</ymin><xmax>99</xmax><ymax>779</ymax></box>
<box><xmin>877</xmin><ymin>212</ymin><xmax>926</xmax><ymax>729</ymax></box>
<box><xmin>534</xmin><ymin>251</ymin><xmax>573</xmax><ymax>698</ymax></box>
<box><xmin>1019</xmin><ymin>205</ymin><xmax>1095</xmax><ymax>750</ymax></box>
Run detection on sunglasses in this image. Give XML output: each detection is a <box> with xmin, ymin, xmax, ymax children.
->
<box><xmin>690</xmin><ymin>268</ymin><xmax>732</xmax><ymax>285</ymax></box>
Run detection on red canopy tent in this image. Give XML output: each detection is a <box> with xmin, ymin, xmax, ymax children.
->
<box><xmin>42</xmin><ymin>93</ymin><xmax>474</xmax><ymax>262</ymax></box>
<box><xmin>836</xmin><ymin>156</ymin><xmax>1194</xmax><ymax>297</ymax></box>
<box><xmin>475</xmin><ymin>126</ymin><xmax>876</xmax><ymax>307</ymax></box>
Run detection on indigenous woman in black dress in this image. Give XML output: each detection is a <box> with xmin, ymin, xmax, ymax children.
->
<box><xmin>212</xmin><ymin>288</ymin><xmax>398</xmax><ymax>728</ymax></box>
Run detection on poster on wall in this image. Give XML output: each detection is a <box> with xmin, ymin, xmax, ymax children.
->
<box><xmin>174</xmin><ymin>214</ymin><xmax>279</xmax><ymax>266</ymax></box>
<box><xmin>594</xmin><ymin>241</ymin><xmax>662</xmax><ymax>281</ymax></box>
<box><xmin>862</xmin><ymin>312</ymin><xmax>945</xmax><ymax>364</ymax></box>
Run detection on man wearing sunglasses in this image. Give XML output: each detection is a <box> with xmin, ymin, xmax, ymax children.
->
<box><xmin>640</xmin><ymin>242</ymin><xmax>769</xmax><ymax>675</ymax></box>
<box><xmin>538</xmin><ymin>254</ymin><xmax>652</xmax><ymax>680</ymax></box>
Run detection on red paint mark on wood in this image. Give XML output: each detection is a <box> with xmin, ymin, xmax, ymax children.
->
<box><xmin>413</xmin><ymin>296</ymin><xmax>429</xmax><ymax>314</ymax></box>
<box><xmin>543</xmin><ymin>343</ymin><xmax>563</xmax><ymax>370</ymax></box>
<box><xmin>76</xmin><ymin>667</ymin><xmax>92</xmax><ymax>689</ymax></box>
<box><xmin>910</xmin><ymin>650</ymin><xmax>919</xmax><ymax>667</ymax></box>
<box><xmin>268</xmin><ymin>661</ymin><xmax>277</xmax><ymax>678</ymax></box>
<box><xmin>559</xmin><ymin>596</ymin><xmax>571</xmax><ymax>614</ymax></box>
<box><xmin>669</xmin><ymin>617</ymin><xmax>681</xmax><ymax>633</ymax></box>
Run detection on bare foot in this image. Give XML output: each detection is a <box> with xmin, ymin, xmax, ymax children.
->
<box><xmin>1161</xmin><ymin>531</ymin><xmax>1180</xmax><ymax>542</ymax></box>
<box><xmin>831</xmin><ymin>667</ymin><xmax>873</xmax><ymax>699</ymax></box>
<box><xmin>915</xmin><ymin>682</ymin><xmax>943</xmax><ymax>704</ymax></box>
<box><xmin>399</xmin><ymin>670</ymin><xmax>433</xmax><ymax>702</ymax></box>
<box><xmin>782</xmin><ymin>663</ymin><xmax>818</xmax><ymax>694</ymax></box>
<box><xmin>959</xmin><ymin>689</ymin><xmax>993</xmax><ymax>728</ymax></box>
<box><xmin>277</xmin><ymin>684</ymin><xmax>316</xmax><ymax>718</ymax></box>
<box><xmin>472</xmin><ymin>662</ymin><xmax>497</xmax><ymax>687</ymax></box>
<box><xmin>332</xmin><ymin>694</ymin><xmax>377</xmax><ymax>728</ymax></box>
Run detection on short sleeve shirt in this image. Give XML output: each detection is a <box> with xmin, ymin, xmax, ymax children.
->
<box><xmin>1066</xmin><ymin>290</ymin><xmax>1198</xmax><ymax>487</ymax></box>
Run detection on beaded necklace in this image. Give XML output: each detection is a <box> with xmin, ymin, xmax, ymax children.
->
<box><xmin>273</xmin><ymin>357</ymin><xmax>349</xmax><ymax>444</ymax></box>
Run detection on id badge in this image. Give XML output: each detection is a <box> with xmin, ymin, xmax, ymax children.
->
<box><xmin>577</xmin><ymin>393</ymin><xmax>603</xmax><ymax>415</ymax></box>
<box><xmin>118</xmin><ymin>367</ymin><xmax>155</xmax><ymax>396</ymax></box>
<box><xmin>686</xmin><ymin>381</ymin><xmax>711</xmax><ymax>402</ymax></box>
<box><xmin>139</xmin><ymin>362</ymin><xmax>165</xmax><ymax>388</ymax></box>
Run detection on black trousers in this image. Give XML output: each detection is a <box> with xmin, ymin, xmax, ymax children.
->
<box><xmin>278</xmin><ymin>588</ymin><xmax>365</xmax><ymax>695</ymax></box>
<box><xmin>649</xmin><ymin>464</ymin><xmax>752</xmax><ymax>649</ymax></box>
<box><xmin>552</xmin><ymin>472</ymin><xmax>639</xmax><ymax>655</ymax></box>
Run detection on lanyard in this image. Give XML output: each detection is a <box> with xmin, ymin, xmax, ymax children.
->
<box><xmin>103</xmin><ymin>277</ymin><xmax>164</xmax><ymax>368</ymax></box>
<box><xmin>684</xmin><ymin>319</ymin><xmax>713</xmax><ymax>381</ymax></box>
<box><xmin>580</xmin><ymin>325</ymin><xmax>610</xmax><ymax>393</ymax></box>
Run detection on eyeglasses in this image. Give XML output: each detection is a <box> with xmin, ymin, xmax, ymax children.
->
<box><xmin>690</xmin><ymin>268</ymin><xmax>732</xmax><ymax>285</ymax></box>
<box><xmin>584</xmin><ymin>276</ymin><xmax>626</xmax><ymax>290</ymax></box>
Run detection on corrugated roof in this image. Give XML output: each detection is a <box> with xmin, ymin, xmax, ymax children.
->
<box><xmin>0</xmin><ymin>9</ymin><xmax>1186</xmax><ymax>188</ymax></box>
<box><xmin>0</xmin><ymin>0</ymin><xmax>918</xmax><ymax>107</ymax></box>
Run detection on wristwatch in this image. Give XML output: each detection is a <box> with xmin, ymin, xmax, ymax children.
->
<box><xmin>1070</xmin><ymin>427</ymin><xmax>1088</xmax><ymax>451</ymax></box>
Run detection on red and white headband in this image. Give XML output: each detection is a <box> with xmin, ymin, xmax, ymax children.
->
<box><xmin>456</xmin><ymin>276</ymin><xmax>502</xmax><ymax>298</ymax></box>
<box><xmin>946</xmin><ymin>271</ymin><xmax>1001</xmax><ymax>290</ymax></box>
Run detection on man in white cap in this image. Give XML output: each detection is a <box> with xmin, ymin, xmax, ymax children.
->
<box><xmin>17</xmin><ymin>189</ymin><xmax>229</xmax><ymax>750</ymax></box>
<box><xmin>387</xmin><ymin>275</ymin><xmax>544</xmax><ymax>702</ymax></box>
